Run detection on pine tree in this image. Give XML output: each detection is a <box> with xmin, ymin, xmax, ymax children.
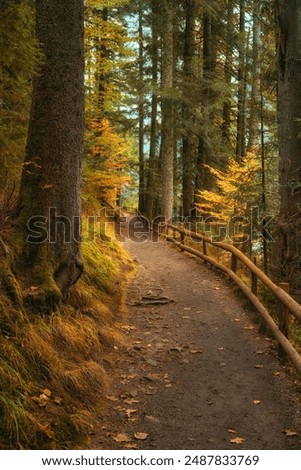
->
<box><xmin>160</xmin><ymin>0</ymin><xmax>174</xmax><ymax>221</ymax></box>
<box><xmin>274</xmin><ymin>0</ymin><xmax>301</xmax><ymax>297</ymax></box>
<box><xmin>0</xmin><ymin>0</ymin><xmax>41</xmax><ymax>188</ymax></box>
<box><xmin>16</xmin><ymin>0</ymin><xmax>85</xmax><ymax>302</ymax></box>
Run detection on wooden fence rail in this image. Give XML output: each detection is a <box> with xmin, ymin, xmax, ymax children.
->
<box><xmin>163</xmin><ymin>222</ymin><xmax>301</xmax><ymax>374</ymax></box>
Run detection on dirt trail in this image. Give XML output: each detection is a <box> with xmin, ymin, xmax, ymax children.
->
<box><xmin>93</xmin><ymin>222</ymin><xmax>301</xmax><ymax>450</ymax></box>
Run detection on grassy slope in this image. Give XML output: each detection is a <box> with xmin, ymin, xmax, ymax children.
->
<box><xmin>0</xmin><ymin>219</ymin><xmax>133</xmax><ymax>449</ymax></box>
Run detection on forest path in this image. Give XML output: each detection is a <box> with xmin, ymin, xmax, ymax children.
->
<box><xmin>93</xmin><ymin>222</ymin><xmax>301</xmax><ymax>450</ymax></box>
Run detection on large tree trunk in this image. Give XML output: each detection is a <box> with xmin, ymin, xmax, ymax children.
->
<box><xmin>160</xmin><ymin>0</ymin><xmax>174</xmax><ymax>221</ymax></box>
<box><xmin>16</xmin><ymin>0</ymin><xmax>84</xmax><ymax>303</ymax></box>
<box><xmin>275</xmin><ymin>0</ymin><xmax>301</xmax><ymax>298</ymax></box>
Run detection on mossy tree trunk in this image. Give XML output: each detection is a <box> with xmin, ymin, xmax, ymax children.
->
<box><xmin>16</xmin><ymin>0</ymin><xmax>84</xmax><ymax>303</ymax></box>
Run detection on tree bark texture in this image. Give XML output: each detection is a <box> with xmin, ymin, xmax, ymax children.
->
<box><xmin>138</xmin><ymin>3</ymin><xmax>145</xmax><ymax>214</ymax></box>
<box><xmin>17</xmin><ymin>0</ymin><xmax>84</xmax><ymax>298</ymax></box>
<box><xmin>236</xmin><ymin>0</ymin><xmax>246</xmax><ymax>162</ymax></box>
<box><xmin>222</xmin><ymin>0</ymin><xmax>234</xmax><ymax>144</ymax></box>
<box><xmin>248</xmin><ymin>0</ymin><xmax>261</xmax><ymax>150</ymax></box>
<box><xmin>145</xmin><ymin>0</ymin><xmax>159</xmax><ymax>222</ymax></box>
<box><xmin>182</xmin><ymin>0</ymin><xmax>198</xmax><ymax>218</ymax></box>
<box><xmin>161</xmin><ymin>0</ymin><xmax>174</xmax><ymax>221</ymax></box>
<box><xmin>275</xmin><ymin>0</ymin><xmax>301</xmax><ymax>297</ymax></box>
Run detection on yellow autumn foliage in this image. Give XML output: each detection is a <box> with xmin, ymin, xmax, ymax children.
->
<box><xmin>197</xmin><ymin>153</ymin><xmax>261</xmax><ymax>223</ymax></box>
<box><xmin>84</xmin><ymin>118</ymin><xmax>131</xmax><ymax>209</ymax></box>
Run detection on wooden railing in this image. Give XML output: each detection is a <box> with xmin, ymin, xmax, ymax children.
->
<box><xmin>163</xmin><ymin>222</ymin><xmax>301</xmax><ymax>374</ymax></box>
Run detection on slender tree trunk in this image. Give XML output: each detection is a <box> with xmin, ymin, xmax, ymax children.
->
<box><xmin>161</xmin><ymin>0</ymin><xmax>174</xmax><ymax>221</ymax></box>
<box><xmin>182</xmin><ymin>0</ymin><xmax>197</xmax><ymax>218</ymax></box>
<box><xmin>248</xmin><ymin>0</ymin><xmax>261</xmax><ymax>150</ymax></box>
<box><xmin>145</xmin><ymin>0</ymin><xmax>159</xmax><ymax>222</ymax></box>
<box><xmin>260</xmin><ymin>89</ymin><xmax>268</xmax><ymax>274</ymax></box>
<box><xmin>138</xmin><ymin>4</ymin><xmax>145</xmax><ymax>214</ymax></box>
<box><xmin>97</xmin><ymin>7</ymin><xmax>109</xmax><ymax>114</ymax></box>
<box><xmin>16</xmin><ymin>0</ymin><xmax>84</xmax><ymax>302</ymax></box>
<box><xmin>195</xmin><ymin>9</ymin><xmax>217</xmax><ymax>198</ymax></box>
<box><xmin>222</xmin><ymin>0</ymin><xmax>234</xmax><ymax>144</ymax></box>
<box><xmin>236</xmin><ymin>0</ymin><xmax>246</xmax><ymax>162</ymax></box>
<box><xmin>275</xmin><ymin>0</ymin><xmax>301</xmax><ymax>297</ymax></box>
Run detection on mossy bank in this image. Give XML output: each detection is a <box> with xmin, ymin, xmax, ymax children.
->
<box><xmin>0</xmin><ymin>220</ymin><xmax>133</xmax><ymax>449</ymax></box>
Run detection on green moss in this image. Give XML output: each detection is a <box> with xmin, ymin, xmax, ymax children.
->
<box><xmin>82</xmin><ymin>240</ymin><xmax>119</xmax><ymax>293</ymax></box>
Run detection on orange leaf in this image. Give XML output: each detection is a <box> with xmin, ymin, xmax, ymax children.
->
<box><xmin>283</xmin><ymin>430</ymin><xmax>298</xmax><ymax>437</ymax></box>
<box><xmin>230</xmin><ymin>437</ymin><xmax>244</xmax><ymax>444</ymax></box>
<box><xmin>134</xmin><ymin>432</ymin><xmax>149</xmax><ymax>441</ymax></box>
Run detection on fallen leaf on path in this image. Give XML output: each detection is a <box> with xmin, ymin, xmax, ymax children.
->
<box><xmin>283</xmin><ymin>430</ymin><xmax>298</xmax><ymax>437</ymax></box>
<box><xmin>41</xmin><ymin>389</ymin><xmax>52</xmax><ymax>398</ymax></box>
<box><xmin>125</xmin><ymin>409</ymin><xmax>138</xmax><ymax>419</ymax></box>
<box><xmin>122</xmin><ymin>325</ymin><xmax>137</xmax><ymax>333</ymax></box>
<box><xmin>184</xmin><ymin>307</ymin><xmax>192</xmax><ymax>311</ymax></box>
<box><xmin>227</xmin><ymin>429</ymin><xmax>237</xmax><ymax>434</ymax></box>
<box><xmin>218</xmin><ymin>347</ymin><xmax>225</xmax><ymax>351</ymax></box>
<box><xmin>125</xmin><ymin>444</ymin><xmax>139</xmax><ymax>449</ymax></box>
<box><xmin>244</xmin><ymin>326</ymin><xmax>255</xmax><ymax>330</ymax></box>
<box><xmin>190</xmin><ymin>349</ymin><xmax>203</xmax><ymax>354</ymax></box>
<box><xmin>182</xmin><ymin>316</ymin><xmax>190</xmax><ymax>319</ymax></box>
<box><xmin>234</xmin><ymin>318</ymin><xmax>241</xmax><ymax>322</ymax></box>
<box><xmin>273</xmin><ymin>371</ymin><xmax>281</xmax><ymax>377</ymax></box>
<box><xmin>124</xmin><ymin>398</ymin><xmax>140</xmax><ymax>405</ymax></box>
<box><xmin>253</xmin><ymin>400</ymin><xmax>261</xmax><ymax>405</ymax></box>
<box><xmin>53</xmin><ymin>397</ymin><xmax>62</xmax><ymax>405</ymax></box>
<box><xmin>255</xmin><ymin>365</ymin><xmax>264</xmax><ymax>369</ymax></box>
<box><xmin>113</xmin><ymin>433</ymin><xmax>132</xmax><ymax>443</ymax></box>
<box><xmin>165</xmin><ymin>384</ymin><xmax>172</xmax><ymax>388</ymax></box>
<box><xmin>106</xmin><ymin>395</ymin><xmax>119</xmax><ymax>402</ymax></box>
<box><xmin>134</xmin><ymin>432</ymin><xmax>149</xmax><ymax>441</ymax></box>
<box><xmin>256</xmin><ymin>350</ymin><xmax>265</xmax><ymax>355</ymax></box>
<box><xmin>230</xmin><ymin>437</ymin><xmax>244</xmax><ymax>444</ymax></box>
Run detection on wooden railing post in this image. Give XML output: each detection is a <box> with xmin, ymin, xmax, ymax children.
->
<box><xmin>202</xmin><ymin>239</ymin><xmax>207</xmax><ymax>256</ymax></box>
<box><xmin>251</xmin><ymin>256</ymin><xmax>258</xmax><ymax>296</ymax></box>
<box><xmin>180</xmin><ymin>231</ymin><xmax>185</xmax><ymax>251</ymax></box>
<box><xmin>164</xmin><ymin>224</ymin><xmax>168</xmax><ymax>238</ymax></box>
<box><xmin>278</xmin><ymin>282</ymin><xmax>290</xmax><ymax>339</ymax></box>
<box><xmin>231</xmin><ymin>254</ymin><xmax>237</xmax><ymax>273</ymax></box>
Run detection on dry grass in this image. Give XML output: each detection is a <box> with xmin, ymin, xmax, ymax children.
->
<box><xmin>0</xmin><ymin>222</ymin><xmax>133</xmax><ymax>449</ymax></box>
